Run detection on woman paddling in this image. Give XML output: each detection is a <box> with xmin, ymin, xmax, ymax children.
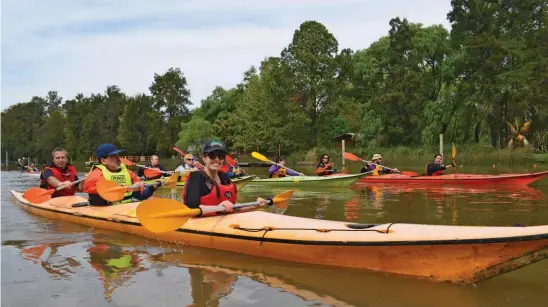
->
<box><xmin>316</xmin><ymin>154</ymin><xmax>338</xmax><ymax>176</ymax></box>
<box><xmin>268</xmin><ymin>156</ymin><xmax>302</xmax><ymax>178</ymax></box>
<box><xmin>426</xmin><ymin>153</ymin><xmax>455</xmax><ymax>176</ymax></box>
<box><xmin>183</xmin><ymin>141</ymin><xmax>266</xmax><ymax>216</ymax></box>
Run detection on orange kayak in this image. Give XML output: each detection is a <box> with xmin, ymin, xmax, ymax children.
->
<box><xmin>10</xmin><ymin>190</ymin><xmax>548</xmax><ymax>284</ymax></box>
<box><xmin>360</xmin><ymin>171</ymin><xmax>548</xmax><ymax>186</ymax></box>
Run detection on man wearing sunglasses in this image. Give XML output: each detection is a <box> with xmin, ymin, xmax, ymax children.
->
<box><xmin>360</xmin><ymin>153</ymin><xmax>398</xmax><ymax>175</ymax></box>
<box><xmin>183</xmin><ymin>140</ymin><xmax>266</xmax><ymax>216</ymax></box>
<box><xmin>84</xmin><ymin>143</ymin><xmax>157</xmax><ymax>206</ymax></box>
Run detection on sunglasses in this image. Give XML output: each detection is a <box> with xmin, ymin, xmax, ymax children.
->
<box><xmin>207</xmin><ymin>151</ymin><xmax>226</xmax><ymax>160</ymax></box>
<box><xmin>185</xmin><ymin>158</ymin><xmax>193</xmax><ymax>161</ymax></box>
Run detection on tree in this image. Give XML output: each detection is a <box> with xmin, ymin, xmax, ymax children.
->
<box><xmin>175</xmin><ymin>117</ymin><xmax>215</xmax><ymax>153</ymax></box>
<box><xmin>280</xmin><ymin>21</ymin><xmax>352</xmax><ymax>144</ymax></box>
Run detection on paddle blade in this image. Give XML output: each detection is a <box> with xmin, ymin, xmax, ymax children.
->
<box><xmin>343</xmin><ymin>152</ymin><xmax>363</xmax><ymax>162</ymax></box>
<box><xmin>225</xmin><ymin>155</ymin><xmax>236</xmax><ymax>167</ymax></box>
<box><xmin>166</xmin><ymin>173</ymin><xmax>179</xmax><ymax>188</ymax></box>
<box><xmin>220</xmin><ymin>164</ymin><xmax>230</xmax><ymax>173</ymax></box>
<box><xmin>144</xmin><ymin>168</ymin><xmax>163</xmax><ymax>178</ymax></box>
<box><xmin>271</xmin><ymin>190</ymin><xmax>295</xmax><ymax>210</ymax></box>
<box><xmin>172</xmin><ymin>147</ymin><xmax>186</xmax><ymax>156</ymax></box>
<box><xmin>23</xmin><ymin>187</ymin><xmax>55</xmax><ymax>203</ymax></box>
<box><xmin>96</xmin><ymin>179</ymin><xmax>129</xmax><ymax>202</ymax></box>
<box><xmin>136</xmin><ymin>198</ymin><xmax>201</xmax><ymax>233</ymax></box>
<box><xmin>452</xmin><ymin>143</ymin><xmax>456</xmax><ymax>160</ymax></box>
<box><xmin>120</xmin><ymin>158</ymin><xmax>135</xmax><ymax>166</ymax></box>
<box><xmin>251</xmin><ymin>151</ymin><xmax>270</xmax><ymax>163</ymax></box>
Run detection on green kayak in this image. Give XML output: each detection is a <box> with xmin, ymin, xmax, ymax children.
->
<box><xmin>249</xmin><ymin>173</ymin><xmax>368</xmax><ymax>188</ymax></box>
<box><xmin>144</xmin><ymin>175</ymin><xmax>256</xmax><ymax>191</ymax></box>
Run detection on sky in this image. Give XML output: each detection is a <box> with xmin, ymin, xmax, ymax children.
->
<box><xmin>1</xmin><ymin>0</ymin><xmax>452</xmax><ymax>111</ymax></box>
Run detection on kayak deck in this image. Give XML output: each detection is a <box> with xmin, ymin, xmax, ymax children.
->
<box><xmin>250</xmin><ymin>173</ymin><xmax>368</xmax><ymax>187</ymax></box>
<box><xmin>10</xmin><ymin>190</ymin><xmax>548</xmax><ymax>284</ymax></box>
<box><xmin>360</xmin><ymin>171</ymin><xmax>548</xmax><ymax>186</ymax></box>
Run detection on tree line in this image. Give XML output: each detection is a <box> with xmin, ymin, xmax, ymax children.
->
<box><xmin>2</xmin><ymin>0</ymin><xmax>547</xmax><ymax>163</ymax></box>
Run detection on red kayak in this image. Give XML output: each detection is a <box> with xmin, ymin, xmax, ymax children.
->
<box><xmin>359</xmin><ymin>171</ymin><xmax>548</xmax><ymax>186</ymax></box>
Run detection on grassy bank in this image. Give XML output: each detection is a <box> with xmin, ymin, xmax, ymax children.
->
<box><xmin>283</xmin><ymin>145</ymin><xmax>537</xmax><ymax>168</ymax></box>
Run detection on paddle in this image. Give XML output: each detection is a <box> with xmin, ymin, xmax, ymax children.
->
<box><xmin>96</xmin><ymin>176</ymin><xmax>172</xmax><ymax>202</ymax></box>
<box><xmin>251</xmin><ymin>152</ymin><xmax>305</xmax><ymax>176</ymax></box>
<box><xmin>343</xmin><ymin>152</ymin><xmax>418</xmax><ymax>176</ymax></box>
<box><xmin>173</xmin><ymin>146</ymin><xmax>187</xmax><ymax>156</ymax></box>
<box><xmin>136</xmin><ymin>190</ymin><xmax>295</xmax><ymax>233</ymax></box>
<box><xmin>23</xmin><ymin>177</ymin><xmax>86</xmax><ymax>203</ymax></box>
<box><xmin>452</xmin><ymin>143</ymin><xmax>456</xmax><ymax>174</ymax></box>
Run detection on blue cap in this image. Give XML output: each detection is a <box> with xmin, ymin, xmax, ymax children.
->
<box><xmin>96</xmin><ymin>143</ymin><xmax>123</xmax><ymax>159</ymax></box>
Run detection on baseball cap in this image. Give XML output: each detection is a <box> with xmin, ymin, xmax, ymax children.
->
<box><xmin>202</xmin><ymin>140</ymin><xmax>227</xmax><ymax>154</ymax></box>
<box><xmin>96</xmin><ymin>143</ymin><xmax>123</xmax><ymax>159</ymax></box>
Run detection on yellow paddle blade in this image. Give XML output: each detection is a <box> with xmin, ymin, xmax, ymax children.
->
<box><xmin>165</xmin><ymin>173</ymin><xmax>179</xmax><ymax>188</ymax></box>
<box><xmin>23</xmin><ymin>187</ymin><xmax>55</xmax><ymax>203</ymax></box>
<box><xmin>136</xmin><ymin>198</ymin><xmax>201</xmax><ymax>233</ymax></box>
<box><xmin>452</xmin><ymin>143</ymin><xmax>456</xmax><ymax>160</ymax></box>
<box><xmin>251</xmin><ymin>151</ymin><xmax>271</xmax><ymax>163</ymax></box>
<box><xmin>96</xmin><ymin>179</ymin><xmax>130</xmax><ymax>202</ymax></box>
<box><xmin>271</xmin><ymin>190</ymin><xmax>294</xmax><ymax>210</ymax></box>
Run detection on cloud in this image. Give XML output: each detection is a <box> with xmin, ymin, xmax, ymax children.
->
<box><xmin>1</xmin><ymin>0</ymin><xmax>452</xmax><ymax>111</ymax></box>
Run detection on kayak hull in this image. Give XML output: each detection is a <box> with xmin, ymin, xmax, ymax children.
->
<box><xmin>360</xmin><ymin>171</ymin><xmax>548</xmax><ymax>186</ymax></box>
<box><xmin>145</xmin><ymin>175</ymin><xmax>256</xmax><ymax>190</ymax></box>
<box><xmin>250</xmin><ymin>173</ymin><xmax>367</xmax><ymax>188</ymax></box>
<box><xmin>10</xmin><ymin>190</ymin><xmax>548</xmax><ymax>284</ymax></box>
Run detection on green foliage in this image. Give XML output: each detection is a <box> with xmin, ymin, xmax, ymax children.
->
<box><xmin>175</xmin><ymin>116</ymin><xmax>214</xmax><ymax>154</ymax></box>
<box><xmin>2</xmin><ymin>9</ymin><xmax>547</xmax><ymax>163</ymax></box>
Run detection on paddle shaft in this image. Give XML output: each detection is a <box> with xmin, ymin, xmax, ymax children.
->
<box><xmin>200</xmin><ymin>199</ymin><xmax>272</xmax><ymax>215</ymax></box>
<box><xmin>56</xmin><ymin>177</ymin><xmax>86</xmax><ymax>191</ymax></box>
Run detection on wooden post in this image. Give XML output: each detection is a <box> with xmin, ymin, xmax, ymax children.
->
<box><xmin>341</xmin><ymin>139</ymin><xmax>346</xmax><ymax>170</ymax></box>
<box><xmin>278</xmin><ymin>144</ymin><xmax>280</xmax><ymax>157</ymax></box>
<box><xmin>439</xmin><ymin>134</ymin><xmax>443</xmax><ymax>157</ymax></box>
<box><xmin>5</xmin><ymin>150</ymin><xmax>8</xmax><ymax>171</ymax></box>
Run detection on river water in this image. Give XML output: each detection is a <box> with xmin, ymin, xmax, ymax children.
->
<box><xmin>2</xmin><ymin>166</ymin><xmax>548</xmax><ymax>307</ymax></box>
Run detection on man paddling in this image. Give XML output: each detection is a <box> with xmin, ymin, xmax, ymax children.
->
<box><xmin>136</xmin><ymin>155</ymin><xmax>170</xmax><ymax>180</ymax></box>
<box><xmin>84</xmin><ymin>143</ymin><xmax>157</xmax><ymax>206</ymax></box>
<box><xmin>360</xmin><ymin>154</ymin><xmax>398</xmax><ymax>176</ymax></box>
<box><xmin>39</xmin><ymin>147</ymin><xmax>84</xmax><ymax>197</ymax></box>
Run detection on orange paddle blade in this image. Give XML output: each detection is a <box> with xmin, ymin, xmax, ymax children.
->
<box><xmin>172</xmin><ymin>147</ymin><xmax>187</xmax><ymax>156</ymax></box>
<box><xmin>144</xmin><ymin>168</ymin><xmax>164</xmax><ymax>178</ymax></box>
<box><xmin>165</xmin><ymin>173</ymin><xmax>179</xmax><ymax>188</ymax></box>
<box><xmin>96</xmin><ymin>179</ymin><xmax>130</xmax><ymax>202</ymax></box>
<box><xmin>225</xmin><ymin>155</ymin><xmax>236</xmax><ymax>167</ymax></box>
<box><xmin>120</xmin><ymin>158</ymin><xmax>135</xmax><ymax>166</ymax></box>
<box><xmin>220</xmin><ymin>164</ymin><xmax>230</xmax><ymax>173</ymax></box>
<box><xmin>23</xmin><ymin>187</ymin><xmax>56</xmax><ymax>203</ymax></box>
<box><xmin>343</xmin><ymin>152</ymin><xmax>363</xmax><ymax>162</ymax></box>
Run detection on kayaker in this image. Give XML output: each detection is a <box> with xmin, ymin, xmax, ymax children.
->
<box><xmin>136</xmin><ymin>155</ymin><xmax>170</xmax><ymax>180</ymax></box>
<box><xmin>27</xmin><ymin>162</ymin><xmax>39</xmax><ymax>172</ymax></box>
<box><xmin>269</xmin><ymin>156</ymin><xmax>302</xmax><ymax>178</ymax></box>
<box><xmin>39</xmin><ymin>147</ymin><xmax>84</xmax><ymax>197</ymax></box>
<box><xmin>316</xmin><ymin>154</ymin><xmax>338</xmax><ymax>176</ymax></box>
<box><xmin>84</xmin><ymin>143</ymin><xmax>157</xmax><ymax>206</ymax></box>
<box><xmin>227</xmin><ymin>156</ymin><xmax>247</xmax><ymax>178</ymax></box>
<box><xmin>360</xmin><ymin>154</ymin><xmax>398</xmax><ymax>176</ymax></box>
<box><xmin>175</xmin><ymin>154</ymin><xmax>196</xmax><ymax>172</ymax></box>
<box><xmin>183</xmin><ymin>140</ymin><xmax>266</xmax><ymax>215</ymax></box>
<box><xmin>426</xmin><ymin>153</ymin><xmax>455</xmax><ymax>176</ymax></box>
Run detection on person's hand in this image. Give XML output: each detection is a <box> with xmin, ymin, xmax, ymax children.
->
<box><xmin>392</xmin><ymin>168</ymin><xmax>399</xmax><ymax>172</ymax></box>
<box><xmin>299</xmin><ymin>172</ymin><xmax>305</xmax><ymax>176</ymax></box>
<box><xmin>329</xmin><ymin>162</ymin><xmax>334</xmax><ymax>166</ymax></box>
<box><xmin>60</xmin><ymin>181</ymin><xmax>73</xmax><ymax>188</ymax></box>
<box><xmin>133</xmin><ymin>181</ymin><xmax>145</xmax><ymax>191</ymax></box>
<box><xmin>256</xmin><ymin>197</ymin><xmax>267</xmax><ymax>207</ymax></box>
<box><xmin>451</xmin><ymin>162</ymin><xmax>456</xmax><ymax>167</ymax></box>
<box><xmin>219</xmin><ymin>200</ymin><xmax>234</xmax><ymax>212</ymax></box>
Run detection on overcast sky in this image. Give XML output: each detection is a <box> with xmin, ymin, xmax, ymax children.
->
<box><xmin>1</xmin><ymin>0</ymin><xmax>452</xmax><ymax>111</ymax></box>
